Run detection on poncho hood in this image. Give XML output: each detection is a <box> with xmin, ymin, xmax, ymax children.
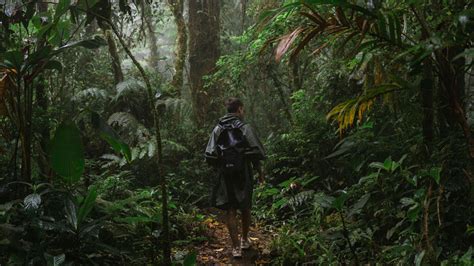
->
<box><xmin>218</xmin><ymin>113</ymin><xmax>242</xmax><ymax>125</ymax></box>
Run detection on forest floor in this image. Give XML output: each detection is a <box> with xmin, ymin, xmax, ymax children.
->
<box><xmin>196</xmin><ymin>208</ymin><xmax>273</xmax><ymax>265</ymax></box>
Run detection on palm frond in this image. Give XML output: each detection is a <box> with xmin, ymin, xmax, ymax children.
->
<box><xmin>269</xmin><ymin>2</ymin><xmax>405</xmax><ymax>63</ymax></box>
<box><xmin>327</xmin><ymin>83</ymin><xmax>402</xmax><ymax>134</ymax></box>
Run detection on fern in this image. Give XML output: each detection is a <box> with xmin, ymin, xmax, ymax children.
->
<box><xmin>156</xmin><ymin>97</ymin><xmax>193</xmax><ymax>124</ymax></box>
<box><xmin>162</xmin><ymin>139</ymin><xmax>190</xmax><ymax>154</ymax></box>
<box><xmin>130</xmin><ymin>139</ymin><xmax>156</xmax><ymax>160</ymax></box>
<box><xmin>72</xmin><ymin>88</ymin><xmax>110</xmax><ymax>110</ymax></box>
<box><xmin>288</xmin><ymin>190</ymin><xmax>315</xmax><ymax>208</ymax></box>
<box><xmin>162</xmin><ymin>98</ymin><xmax>192</xmax><ymax>117</ymax></box>
<box><xmin>73</xmin><ymin>87</ymin><xmax>109</xmax><ymax>101</ymax></box>
<box><xmin>100</xmin><ymin>153</ymin><xmax>124</xmax><ymax>168</ymax></box>
<box><xmin>107</xmin><ymin>112</ymin><xmax>142</xmax><ymax>136</ymax></box>
<box><xmin>24</xmin><ymin>193</ymin><xmax>41</xmax><ymax>210</ymax></box>
<box><xmin>114</xmin><ymin>79</ymin><xmax>146</xmax><ymax>101</ymax></box>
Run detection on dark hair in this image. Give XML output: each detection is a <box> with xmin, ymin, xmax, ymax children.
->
<box><xmin>225</xmin><ymin>97</ymin><xmax>243</xmax><ymax>113</ymax></box>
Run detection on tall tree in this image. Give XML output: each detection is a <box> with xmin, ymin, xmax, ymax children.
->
<box><xmin>420</xmin><ymin>24</ymin><xmax>434</xmax><ymax>149</ymax></box>
<box><xmin>36</xmin><ymin>0</ymin><xmax>50</xmax><ymax>177</ymax></box>
<box><xmin>168</xmin><ymin>0</ymin><xmax>187</xmax><ymax>96</ymax></box>
<box><xmin>99</xmin><ymin>0</ymin><xmax>124</xmax><ymax>85</ymax></box>
<box><xmin>188</xmin><ymin>0</ymin><xmax>220</xmax><ymax>124</ymax></box>
<box><xmin>141</xmin><ymin>0</ymin><xmax>159</xmax><ymax>69</ymax></box>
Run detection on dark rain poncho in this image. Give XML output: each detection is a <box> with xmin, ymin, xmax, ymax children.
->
<box><xmin>205</xmin><ymin>114</ymin><xmax>265</xmax><ymax>210</ymax></box>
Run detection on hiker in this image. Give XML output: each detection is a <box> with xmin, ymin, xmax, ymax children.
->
<box><xmin>205</xmin><ymin>97</ymin><xmax>265</xmax><ymax>258</ymax></box>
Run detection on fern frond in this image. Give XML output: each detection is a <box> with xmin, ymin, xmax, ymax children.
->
<box><xmin>73</xmin><ymin>88</ymin><xmax>109</xmax><ymax>103</ymax></box>
<box><xmin>100</xmin><ymin>154</ymin><xmax>124</xmax><ymax>168</ymax></box>
<box><xmin>163</xmin><ymin>139</ymin><xmax>190</xmax><ymax>154</ymax></box>
<box><xmin>115</xmin><ymin>79</ymin><xmax>146</xmax><ymax>100</ymax></box>
<box><xmin>288</xmin><ymin>190</ymin><xmax>315</xmax><ymax>208</ymax></box>
<box><xmin>161</xmin><ymin>98</ymin><xmax>192</xmax><ymax>119</ymax></box>
<box><xmin>107</xmin><ymin>112</ymin><xmax>150</xmax><ymax>144</ymax></box>
<box><xmin>108</xmin><ymin>112</ymin><xmax>141</xmax><ymax>129</ymax></box>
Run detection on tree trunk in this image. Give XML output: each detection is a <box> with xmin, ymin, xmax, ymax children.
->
<box><xmin>240</xmin><ymin>0</ymin><xmax>247</xmax><ymax>34</ymax></box>
<box><xmin>104</xmin><ymin>29</ymin><xmax>124</xmax><ymax>85</ymax></box>
<box><xmin>421</xmin><ymin>60</ymin><xmax>434</xmax><ymax>146</ymax></box>
<box><xmin>453</xmin><ymin>46</ymin><xmax>466</xmax><ymax>110</ymax></box>
<box><xmin>141</xmin><ymin>1</ymin><xmax>159</xmax><ymax>69</ymax></box>
<box><xmin>188</xmin><ymin>0</ymin><xmax>220</xmax><ymax>125</ymax></box>
<box><xmin>435</xmin><ymin>47</ymin><xmax>474</xmax><ymax>159</ymax></box>
<box><xmin>36</xmin><ymin>0</ymin><xmax>50</xmax><ymax>177</ymax></box>
<box><xmin>168</xmin><ymin>0</ymin><xmax>187</xmax><ymax>96</ymax></box>
<box><xmin>36</xmin><ymin>77</ymin><xmax>50</xmax><ymax>177</ymax></box>
<box><xmin>420</xmin><ymin>29</ymin><xmax>434</xmax><ymax>148</ymax></box>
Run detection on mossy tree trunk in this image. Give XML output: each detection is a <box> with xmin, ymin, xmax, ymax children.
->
<box><xmin>141</xmin><ymin>0</ymin><xmax>159</xmax><ymax>69</ymax></box>
<box><xmin>188</xmin><ymin>0</ymin><xmax>220</xmax><ymax>125</ymax></box>
<box><xmin>104</xmin><ymin>28</ymin><xmax>124</xmax><ymax>85</ymax></box>
<box><xmin>168</xmin><ymin>0</ymin><xmax>187</xmax><ymax>96</ymax></box>
<box><xmin>99</xmin><ymin>1</ymin><xmax>124</xmax><ymax>85</ymax></box>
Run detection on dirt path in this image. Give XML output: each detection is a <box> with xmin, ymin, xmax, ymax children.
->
<box><xmin>197</xmin><ymin>208</ymin><xmax>272</xmax><ymax>265</ymax></box>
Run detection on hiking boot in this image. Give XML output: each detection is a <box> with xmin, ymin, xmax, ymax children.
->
<box><xmin>232</xmin><ymin>247</ymin><xmax>242</xmax><ymax>258</ymax></box>
<box><xmin>240</xmin><ymin>237</ymin><xmax>251</xmax><ymax>249</ymax></box>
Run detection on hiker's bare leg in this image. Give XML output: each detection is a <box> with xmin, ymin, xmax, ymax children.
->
<box><xmin>241</xmin><ymin>208</ymin><xmax>251</xmax><ymax>240</ymax></box>
<box><xmin>226</xmin><ymin>208</ymin><xmax>239</xmax><ymax>248</ymax></box>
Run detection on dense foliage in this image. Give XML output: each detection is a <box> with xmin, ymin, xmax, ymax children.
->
<box><xmin>1</xmin><ymin>0</ymin><xmax>473</xmax><ymax>264</ymax></box>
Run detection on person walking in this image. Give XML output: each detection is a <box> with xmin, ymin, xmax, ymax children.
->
<box><xmin>205</xmin><ymin>97</ymin><xmax>265</xmax><ymax>258</ymax></box>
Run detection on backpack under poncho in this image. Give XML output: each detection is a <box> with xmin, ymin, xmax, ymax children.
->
<box><xmin>216</xmin><ymin>119</ymin><xmax>246</xmax><ymax>175</ymax></box>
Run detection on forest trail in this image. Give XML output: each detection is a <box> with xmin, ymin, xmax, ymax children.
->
<box><xmin>197</xmin><ymin>208</ymin><xmax>272</xmax><ymax>265</ymax></box>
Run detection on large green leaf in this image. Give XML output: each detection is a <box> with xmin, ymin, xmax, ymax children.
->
<box><xmin>183</xmin><ymin>251</ymin><xmax>197</xmax><ymax>266</ymax></box>
<box><xmin>2</xmin><ymin>51</ymin><xmax>24</xmax><ymax>71</ymax></box>
<box><xmin>78</xmin><ymin>186</ymin><xmax>97</xmax><ymax>225</ymax></box>
<box><xmin>24</xmin><ymin>47</ymin><xmax>53</xmax><ymax>69</ymax></box>
<box><xmin>347</xmin><ymin>193</ymin><xmax>370</xmax><ymax>217</ymax></box>
<box><xmin>54</xmin><ymin>0</ymin><xmax>71</xmax><ymax>21</ymax></box>
<box><xmin>54</xmin><ymin>35</ymin><xmax>107</xmax><ymax>54</ymax></box>
<box><xmin>50</xmin><ymin>122</ymin><xmax>85</xmax><ymax>183</ymax></box>
<box><xmin>332</xmin><ymin>191</ymin><xmax>348</xmax><ymax>211</ymax></box>
<box><xmin>64</xmin><ymin>198</ymin><xmax>78</xmax><ymax>230</ymax></box>
<box><xmin>76</xmin><ymin>0</ymin><xmax>100</xmax><ymax>10</ymax></box>
<box><xmin>428</xmin><ymin>167</ymin><xmax>441</xmax><ymax>185</ymax></box>
<box><xmin>415</xmin><ymin>250</ymin><xmax>426</xmax><ymax>266</ymax></box>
